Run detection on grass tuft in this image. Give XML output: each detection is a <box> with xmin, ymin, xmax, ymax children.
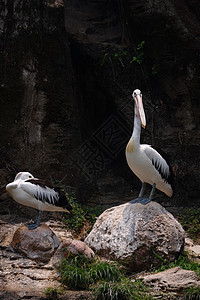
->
<box><xmin>44</xmin><ymin>287</ymin><xmax>60</xmax><ymax>299</ymax></box>
<box><xmin>57</xmin><ymin>252</ymin><xmax>121</xmax><ymax>290</ymax></box>
<box><xmin>153</xmin><ymin>252</ymin><xmax>200</xmax><ymax>277</ymax></box>
<box><xmin>179</xmin><ymin>208</ymin><xmax>200</xmax><ymax>240</ymax></box>
<box><xmin>56</xmin><ymin>252</ymin><xmax>152</xmax><ymax>299</ymax></box>
<box><xmin>185</xmin><ymin>287</ymin><xmax>200</xmax><ymax>300</ymax></box>
<box><xmin>93</xmin><ymin>278</ymin><xmax>151</xmax><ymax>300</ymax></box>
<box><xmin>89</xmin><ymin>261</ymin><xmax>122</xmax><ymax>283</ymax></box>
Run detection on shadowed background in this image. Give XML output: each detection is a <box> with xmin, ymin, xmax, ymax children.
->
<box><xmin>0</xmin><ymin>0</ymin><xmax>200</xmax><ymax>210</ymax></box>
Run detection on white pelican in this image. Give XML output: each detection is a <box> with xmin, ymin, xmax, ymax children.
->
<box><xmin>126</xmin><ymin>89</ymin><xmax>173</xmax><ymax>204</ymax></box>
<box><xmin>6</xmin><ymin>172</ymin><xmax>72</xmax><ymax>229</ymax></box>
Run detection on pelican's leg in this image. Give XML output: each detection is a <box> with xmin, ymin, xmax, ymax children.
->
<box><xmin>149</xmin><ymin>183</ymin><xmax>156</xmax><ymax>201</ymax></box>
<box><xmin>138</xmin><ymin>182</ymin><xmax>146</xmax><ymax>198</ymax></box>
<box><xmin>130</xmin><ymin>183</ymin><xmax>151</xmax><ymax>205</ymax></box>
<box><xmin>28</xmin><ymin>211</ymin><xmax>42</xmax><ymax>230</ymax></box>
<box><xmin>132</xmin><ymin>183</ymin><xmax>156</xmax><ymax>204</ymax></box>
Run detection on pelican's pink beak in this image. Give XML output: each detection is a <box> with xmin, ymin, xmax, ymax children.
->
<box><xmin>133</xmin><ymin>90</ymin><xmax>146</xmax><ymax>128</ymax></box>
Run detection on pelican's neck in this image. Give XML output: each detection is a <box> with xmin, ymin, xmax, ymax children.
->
<box><xmin>131</xmin><ymin>112</ymin><xmax>141</xmax><ymax>148</ymax></box>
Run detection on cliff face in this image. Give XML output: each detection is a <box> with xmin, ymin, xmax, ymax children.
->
<box><xmin>0</xmin><ymin>0</ymin><xmax>200</xmax><ymax>207</ymax></box>
<box><xmin>0</xmin><ymin>1</ymin><xmax>80</xmax><ymax>186</ymax></box>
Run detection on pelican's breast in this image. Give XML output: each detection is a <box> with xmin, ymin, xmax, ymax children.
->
<box><xmin>126</xmin><ymin>139</ymin><xmax>135</xmax><ymax>153</ymax></box>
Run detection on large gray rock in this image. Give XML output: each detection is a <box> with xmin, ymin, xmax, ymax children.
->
<box><xmin>85</xmin><ymin>202</ymin><xmax>185</xmax><ymax>271</ymax></box>
<box><xmin>142</xmin><ymin>267</ymin><xmax>200</xmax><ymax>291</ymax></box>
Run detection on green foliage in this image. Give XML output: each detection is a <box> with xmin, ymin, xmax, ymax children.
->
<box><xmin>100</xmin><ymin>42</ymin><xmax>158</xmax><ymax>75</ymax></box>
<box><xmin>57</xmin><ymin>253</ymin><xmax>122</xmax><ymax>290</ymax></box>
<box><xmin>153</xmin><ymin>252</ymin><xmax>200</xmax><ymax>277</ymax></box>
<box><xmin>64</xmin><ymin>199</ymin><xmax>85</xmax><ymax>232</ymax></box>
<box><xmin>136</xmin><ymin>40</ymin><xmax>145</xmax><ymax>51</ymax></box>
<box><xmin>82</xmin><ymin>205</ymin><xmax>103</xmax><ymax>228</ymax></box>
<box><xmin>100</xmin><ymin>50</ymin><xmax>127</xmax><ymax>67</ymax></box>
<box><xmin>130</xmin><ymin>41</ymin><xmax>145</xmax><ymax>65</ymax></box>
<box><xmin>93</xmin><ymin>278</ymin><xmax>152</xmax><ymax>300</ymax></box>
<box><xmin>151</xmin><ymin>64</ymin><xmax>158</xmax><ymax>75</ymax></box>
<box><xmin>185</xmin><ymin>287</ymin><xmax>200</xmax><ymax>300</ymax></box>
<box><xmin>179</xmin><ymin>208</ymin><xmax>200</xmax><ymax>240</ymax></box>
<box><xmin>63</xmin><ymin>195</ymin><xmax>102</xmax><ymax>232</ymax></box>
<box><xmin>100</xmin><ymin>52</ymin><xmax>109</xmax><ymax>67</ymax></box>
<box><xmin>113</xmin><ymin>50</ymin><xmax>128</xmax><ymax>67</ymax></box>
<box><xmin>44</xmin><ymin>287</ymin><xmax>60</xmax><ymax>299</ymax></box>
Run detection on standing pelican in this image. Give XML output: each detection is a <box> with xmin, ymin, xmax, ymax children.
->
<box><xmin>126</xmin><ymin>89</ymin><xmax>173</xmax><ymax>204</ymax></box>
<box><xmin>6</xmin><ymin>172</ymin><xmax>72</xmax><ymax>229</ymax></box>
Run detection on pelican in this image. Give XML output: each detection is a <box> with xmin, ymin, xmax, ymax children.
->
<box><xmin>126</xmin><ymin>89</ymin><xmax>173</xmax><ymax>204</ymax></box>
<box><xmin>6</xmin><ymin>172</ymin><xmax>72</xmax><ymax>229</ymax></box>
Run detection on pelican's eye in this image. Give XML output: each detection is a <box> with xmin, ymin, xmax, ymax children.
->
<box><xmin>29</xmin><ymin>175</ymin><xmax>32</xmax><ymax>178</ymax></box>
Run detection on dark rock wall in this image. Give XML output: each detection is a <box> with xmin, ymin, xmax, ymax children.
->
<box><xmin>0</xmin><ymin>0</ymin><xmax>200</xmax><ymax>208</ymax></box>
<box><xmin>0</xmin><ymin>1</ymin><xmax>80</xmax><ymax>189</ymax></box>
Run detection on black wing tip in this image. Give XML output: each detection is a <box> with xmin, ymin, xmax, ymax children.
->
<box><xmin>26</xmin><ymin>178</ymin><xmax>73</xmax><ymax>210</ymax></box>
<box><xmin>152</xmin><ymin>156</ymin><xmax>175</xmax><ymax>189</ymax></box>
<box><xmin>58</xmin><ymin>193</ymin><xmax>72</xmax><ymax>211</ymax></box>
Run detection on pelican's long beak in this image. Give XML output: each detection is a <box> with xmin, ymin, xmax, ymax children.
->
<box><xmin>134</xmin><ymin>93</ymin><xmax>146</xmax><ymax>128</ymax></box>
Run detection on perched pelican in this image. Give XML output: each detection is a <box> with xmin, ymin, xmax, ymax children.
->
<box><xmin>126</xmin><ymin>89</ymin><xmax>173</xmax><ymax>204</ymax></box>
<box><xmin>6</xmin><ymin>172</ymin><xmax>72</xmax><ymax>229</ymax></box>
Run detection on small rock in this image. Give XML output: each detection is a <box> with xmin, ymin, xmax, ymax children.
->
<box><xmin>63</xmin><ymin>239</ymin><xmax>95</xmax><ymax>258</ymax></box>
<box><xmin>142</xmin><ymin>267</ymin><xmax>200</xmax><ymax>291</ymax></box>
<box><xmin>50</xmin><ymin>239</ymin><xmax>95</xmax><ymax>266</ymax></box>
<box><xmin>54</xmin><ymin>239</ymin><xmax>95</xmax><ymax>259</ymax></box>
<box><xmin>10</xmin><ymin>224</ymin><xmax>60</xmax><ymax>263</ymax></box>
<box><xmin>185</xmin><ymin>237</ymin><xmax>200</xmax><ymax>260</ymax></box>
<box><xmin>85</xmin><ymin>201</ymin><xmax>185</xmax><ymax>271</ymax></box>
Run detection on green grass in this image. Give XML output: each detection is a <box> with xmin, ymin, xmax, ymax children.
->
<box><xmin>56</xmin><ymin>251</ymin><xmax>152</xmax><ymax>299</ymax></box>
<box><xmin>57</xmin><ymin>253</ymin><xmax>122</xmax><ymax>289</ymax></box>
<box><xmin>153</xmin><ymin>252</ymin><xmax>200</xmax><ymax>277</ymax></box>
<box><xmin>179</xmin><ymin>208</ymin><xmax>200</xmax><ymax>240</ymax></box>
<box><xmin>93</xmin><ymin>278</ymin><xmax>152</xmax><ymax>300</ymax></box>
<box><xmin>89</xmin><ymin>261</ymin><xmax>122</xmax><ymax>283</ymax></box>
<box><xmin>44</xmin><ymin>287</ymin><xmax>61</xmax><ymax>299</ymax></box>
<box><xmin>130</xmin><ymin>41</ymin><xmax>145</xmax><ymax>65</ymax></box>
<box><xmin>185</xmin><ymin>287</ymin><xmax>200</xmax><ymax>300</ymax></box>
<box><xmin>63</xmin><ymin>195</ymin><xmax>103</xmax><ymax>233</ymax></box>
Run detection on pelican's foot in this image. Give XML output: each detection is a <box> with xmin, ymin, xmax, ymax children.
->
<box><xmin>27</xmin><ymin>223</ymin><xmax>40</xmax><ymax>230</ymax></box>
<box><xmin>130</xmin><ymin>197</ymin><xmax>151</xmax><ymax>205</ymax></box>
<box><xmin>27</xmin><ymin>211</ymin><xmax>42</xmax><ymax>230</ymax></box>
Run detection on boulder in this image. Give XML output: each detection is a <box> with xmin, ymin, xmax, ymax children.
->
<box><xmin>142</xmin><ymin>267</ymin><xmax>200</xmax><ymax>291</ymax></box>
<box><xmin>10</xmin><ymin>224</ymin><xmax>60</xmax><ymax>263</ymax></box>
<box><xmin>85</xmin><ymin>201</ymin><xmax>185</xmax><ymax>271</ymax></box>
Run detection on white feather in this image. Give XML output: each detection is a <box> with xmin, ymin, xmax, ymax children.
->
<box><xmin>141</xmin><ymin>144</ymin><xmax>170</xmax><ymax>179</ymax></box>
<box><xmin>126</xmin><ymin>144</ymin><xmax>173</xmax><ymax>197</ymax></box>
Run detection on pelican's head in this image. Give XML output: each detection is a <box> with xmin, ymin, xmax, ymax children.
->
<box><xmin>132</xmin><ymin>89</ymin><xmax>146</xmax><ymax>128</ymax></box>
<box><xmin>14</xmin><ymin>172</ymin><xmax>34</xmax><ymax>181</ymax></box>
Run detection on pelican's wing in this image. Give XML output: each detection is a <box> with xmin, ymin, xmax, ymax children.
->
<box><xmin>20</xmin><ymin>179</ymin><xmax>59</xmax><ymax>205</ymax></box>
<box><xmin>141</xmin><ymin>144</ymin><xmax>171</xmax><ymax>182</ymax></box>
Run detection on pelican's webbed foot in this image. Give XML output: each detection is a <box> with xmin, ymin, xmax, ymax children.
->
<box><xmin>27</xmin><ymin>210</ymin><xmax>42</xmax><ymax>230</ymax></box>
<box><xmin>130</xmin><ymin>183</ymin><xmax>156</xmax><ymax>205</ymax></box>
<box><xmin>130</xmin><ymin>197</ymin><xmax>151</xmax><ymax>205</ymax></box>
